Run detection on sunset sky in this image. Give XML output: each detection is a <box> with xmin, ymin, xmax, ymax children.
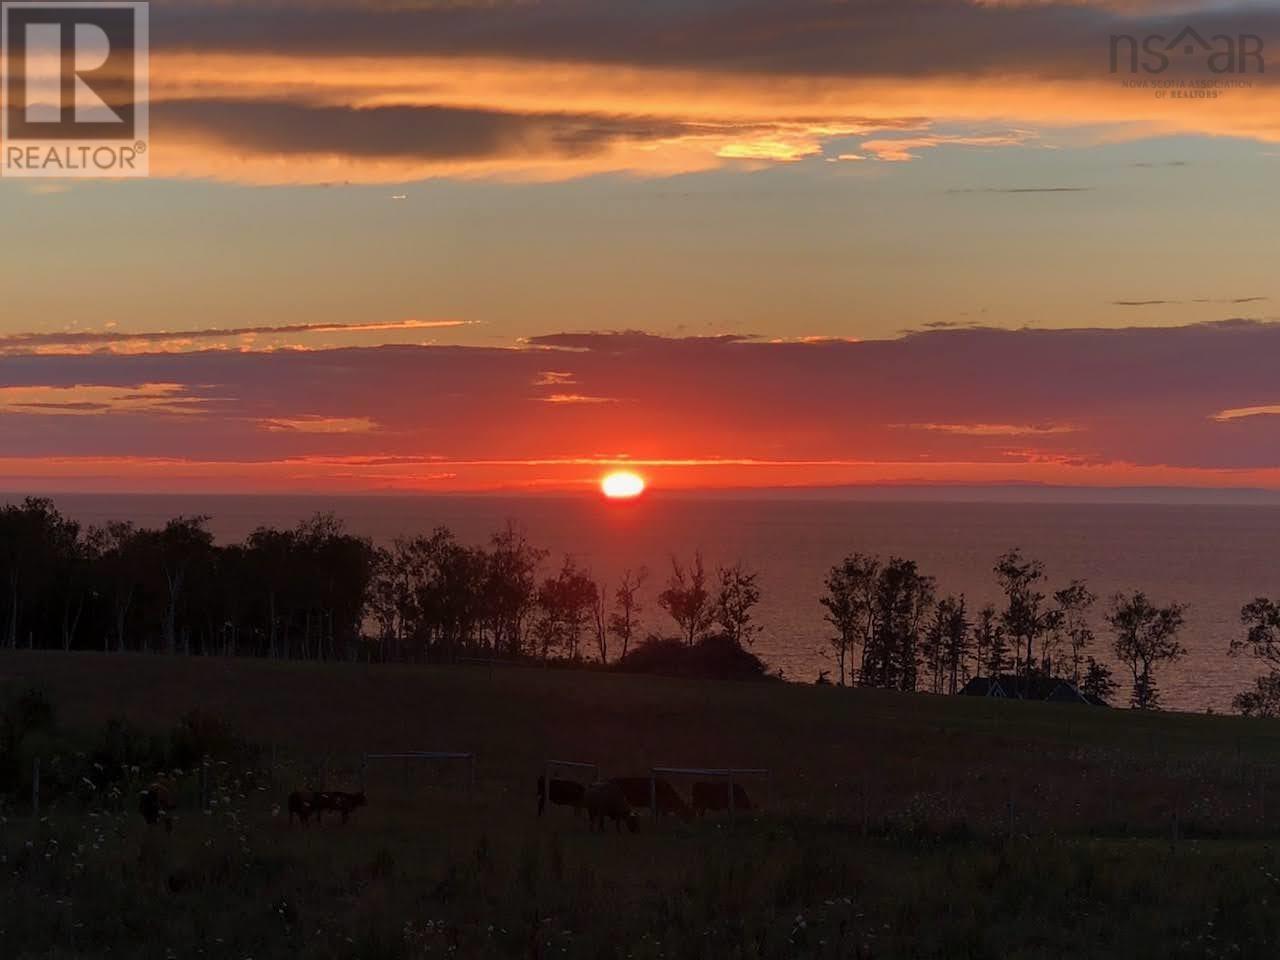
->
<box><xmin>2</xmin><ymin>0</ymin><xmax>1278</xmax><ymax>494</ymax></box>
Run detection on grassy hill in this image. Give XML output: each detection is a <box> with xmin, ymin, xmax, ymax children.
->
<box><xmin>4</xmin><ymin>651</ymin><xmax>1280</xmax><ymax>958</ymax></box>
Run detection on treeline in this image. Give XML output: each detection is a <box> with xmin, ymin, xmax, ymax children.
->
<box><xmin>0</xmin><ymin>498</ymin><xmax>755</xmax><ymax>671</ymax></box>
<box><xmin>821</xmin><ymin>547</ymin><xmax>1280</xmax><ymax>715</ymax></box>
<box><xmin>820</xmin><ymin>550</ymin><xmax>1184</xmax><ymax>709</ymax></box>
<box><xmin>0</xmin><ymin>501</ymin><xmax>373</xmax><ymax>661</ymax></box>
<box><xmin>3</xmin><ymin>497</ymin><xmax>1278</xmax><ymax>714</ymax></box>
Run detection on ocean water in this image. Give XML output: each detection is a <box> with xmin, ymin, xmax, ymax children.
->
<box><xmin>38</xmin><ymin>494</ymin><xmax>1280</xmax><ymax>713</ymax></box>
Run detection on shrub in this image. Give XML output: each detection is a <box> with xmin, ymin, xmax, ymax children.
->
<box><xmin>0</xmin><ymin>687</ymin><xmax>58</xmax><ymax>795</ymax></box>
<box><xmin>616</xmin><ymin>634</ymin><xmax>771</xmax><ymax>681</ymax></box>
<box><xmin>90</xmin><ymin>716</ymin><xmax>165</xmax><ymax>786</ymax></box>
<box><xmin>168</xmin><ymin>709</ymin><xmax>249</xmax><ymax>770</ymax></box>
<box><xmin>1232</xmin><ymin>671</ymin><xmax>1280</xmax><ymax>718</ymax></box>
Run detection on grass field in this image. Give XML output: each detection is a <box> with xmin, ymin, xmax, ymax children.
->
<box><xmin>5</xmin><ymin>651</ymin><xmax>1280</xmax><ymax>958</ymax></box>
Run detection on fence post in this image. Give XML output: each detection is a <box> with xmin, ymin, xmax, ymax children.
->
<box><xmin>728</xmin><ymin>772</ymin><xmax>736</xmax><ymax>822</ymax></box>
<box><xmin>470</xmin><ymin>754</ymin><xmax>477</xmax><ymax>792</ymax></box>
<box><xmin>650</xmin><ymin>772</ymin><xmax>658</xmax><ymax>819</ymax></box>
<box><xmin>32</xmin><ymin>757</ymin><xmax>40</xmax><ymax>820</ymax></box>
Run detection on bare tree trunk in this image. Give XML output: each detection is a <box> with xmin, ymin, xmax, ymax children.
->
<box><xmin>267</xmin><ymin>592</ymin><xmax>278</xmax><ymax>659</ymax></box>
<box><xmin>61</xmin><ymin>593</ymin><xmax>83</xmax><ymax>652</ymax></box>
<box><xmin>114</xmin><ymin>588</ymin><xmax>133</xmax><ymax>653</ymax></box>
<box><xmin>163</xmin><ymin>567</ymin><xmax>184</xmax><ymax>655</ymax></box>
<box><xmin>7</xmin><ymin>577</ymin><xmax>19</xmax><ymax>649</ymax></box>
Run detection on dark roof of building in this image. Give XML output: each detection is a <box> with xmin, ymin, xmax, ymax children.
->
<box><xmin>959</xmin><ymin>676</ymin><xmax>1008</xmax><ymax>698</ymax></box>
<box><xmin>960</xmin><ymin>674</ymin><xmax>1106</xmax><ymax>706</ymax></box>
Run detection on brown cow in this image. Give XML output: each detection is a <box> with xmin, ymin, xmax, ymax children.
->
<box><xmin>139</xmin><ymin>782</ymin><xmax>176</xmax><ymax>833</ymax></box>
<box><xmin>609</xmin><ymin>777</ymin><xmax>690</xmax><ymax>819</ymax></box>
<box><xmin>312</xmin><ymin>790</ymin><xmax>367</xmax><ymax>824</ymax></box>
<box><xmin>583</xmin><ymin>781</ymin><xmax>638</xmax><ymax>834</ymax></box>
<box><xmin>287</xmin><ymin>790</ymin><xmax>315</xmax><ymax>826</ymax></box>
<box><xmin>692</xmin><ymin>781</ymin><xmax>753</xmax><ymax>816</ymax></box>
<box><xmin>536</xmin><ymin>776</ymin><xmax>586</xmax><ymax>817</ymax></box>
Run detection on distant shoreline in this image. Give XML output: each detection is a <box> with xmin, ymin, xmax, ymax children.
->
<box><xmin>5</xmin><ymin>485</ymin><xmax>1280</xmax><ymax>506</ymax></box>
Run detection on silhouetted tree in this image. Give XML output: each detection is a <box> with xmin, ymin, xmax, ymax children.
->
<box><xmin>1054</xmin><ymin>580</ymin><xmax>1097</xmax><ymax>687</ymax></box>
<box><xmin>821</xmin><ymin>554</ymin><xmax>879</xmax><ymax>687</ymax></box>
<box><xmin>90</xmin><ymin>521</ymin><xmax>144</xmax><ymax>653</ymax></box>
<box><xmin>368</xmin><ymin>545</ymin><xmax>402</xmax><ymax>661</ymax></box>
<box><xmin>1233</xmin><ymin>673</ymin><xmax>1280</xmax><ymax>718</ymax></box>
<box><xmin>410</xmin><ymin>529</ymin><xmax>485</xmax><ymax>658</ymax></box>
<box><xmin>1229</xmin><ymin>597</ymin><xmax>1280</xmax><ymax>717</ymax></box>
<box><xmin>591</xmin><ymin>578</ymin><xmax>608</xmax><ymax>663</ymax></box>
<box><xmin>140</xmin><ymin>516</ymin><xmax>214</xmax><ymax>655</ymax></box>
<box><xmin>1107</xmin><ymin>592</ymin><xmax>1187</xmax><ymax>710</ymax></box>
<box><xmin>924</xmin><ymin>595</ymin><xmax>971</xmax><ymax>694</ymax></box>
<box><xmin>922</xmin><ymin>602</ymin><xmax>947</xmax><ymax>694</ymax></box>
<box><xmin>535</xmin><ymin>557</ymin><xmax>597</xmax><ymax>661</ymax></box>
<box><xmin>972</xmin><ymin>604</ymin><xmax>1007</xmax><ymax>679</ymax></box>
<box><xmin>940</xmin><ymin>595</ymin><xmax>971</xmax><ymax>695</ymax></box>
<box><xmin>245</xmin><ymin>526</ymin><xmax>300</xmax><ymax>659</ymax></box>
<box><xmin>484</xmin><ymin>523</ymin><xmax>546</xmax><ymax>658</ymax></box>
<box><xmin>1080</xmin><ymin>656</ymin><xmax>1117</xmax><ymax>705</ymax></box>
<box><xmin>865</xmin><ymin>558</ymin><xmax>934</xmax><ymax>692</ymax></box>
<box><xmin>59</xmin><ymin>524</ymin><xmax>97</xmax><ymax>652</ymax></box>
<box><xmin>659</xmin><ymin>553</ymin><xmax>714</xmax><ymax>647</ymax></box>
<box><xmin>995</xmin><ymin>549</ymin><xmax>1062</xmax><ymax>692</ymax></box>
<box><xmin>199</xmin><ymin>542</ymin><xmax>252</xmax><ymax>657</ymax></box>
<box><xmin>608</xmin><ymin>567</ymin><xmax>647</xmax><ymax>662</ymax></box>
<box><xmin>291</xmin><ymin>514</ymin><xmax>376</xmax><ymax>661</ymax></box>
<box><xmin>714</xmin><ymin>562</ymin><xmax>761</xmax><ymax>648</ymax></box>
<box><xmin>0</xmin><ymin>499</ymin><xmax>81</xmax><ymax>650</ymax></box>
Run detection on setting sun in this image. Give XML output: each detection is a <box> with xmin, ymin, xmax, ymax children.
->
<box><xmin>601</xmin><ymin>470</ymin><xmax>646</xmax><ymax>499</ymax></box>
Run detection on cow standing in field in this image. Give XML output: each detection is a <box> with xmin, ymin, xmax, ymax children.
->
<box><xmin>287</xmin><ymin>790</ymin><xmax>315</xmax><ymax>826</ymax></box>
<box><xmin>312</xmin><ymin>790</ymin><xmax>368</xmax><ymax>824</ymax></box>
<box><xmin>536</xmin><ymin>776</ymin><xmax>586</xmax><ymax>817</ymax></box>
<box><xmin>583</xmin><ymin>781</ymin><xmax>638</xmax><ymax>834</ymax></box>
<box><xmin>692</xmin><ymin>781</ymin><xmax>753</xmax><ymax>816</ymax></box>
<box><xmin>609</xmin><ymin>777</ymin><xmax>691</xmax><ymax>819</ymax></box>
<box><xmin>139</xmin><ymin>782</ymin><xmax>176</xmax><ymax>834</ymax></box>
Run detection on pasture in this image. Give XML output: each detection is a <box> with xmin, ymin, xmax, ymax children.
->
<box><xmin>5</xmin><ymin>651</ymin><xmax>1280</xmax><ymax>958</ymax></box>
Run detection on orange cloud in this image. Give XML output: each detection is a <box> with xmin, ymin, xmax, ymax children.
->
<box><xmin>3</xmin><ymin>322</ymin><xmax>1280</xmax><ymax>492</ymax></box>
<box><xmin>134</xmin><ymin>0</ymin><xmax>1280</xmax><ymax>184</ymax></box>
<box><xmin>858</xmin><ymin>133</ymin><xmax>1034</xmax><ymax>162</ymax></box>
<box><xmin>0</xmin><ymin>383</ymin><xmax>204</xmax><ymax>416</ymax></box>
<box><xmin>258</xmin><ymin>417</ymin><xmax>380</xmax><ymax>434</ymax></box>
<box><xmin>0</xmin><ymin>319</ymin><xmax>473</xmax><ymax>356</ymax></box>
<box><xmin>901</xmin><ymin>422</ymin><xmax>1081</xmax><ymax>437</ymax></box>
<box><xmin>1212</xmin><ymin>404</ymin><xmax>1280</xmax><ymax>422</ymax></box>
<box><xmin>541</xmin><ymin>394</ymin><xmax>618</xmax><ymax>405</ymax></box>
